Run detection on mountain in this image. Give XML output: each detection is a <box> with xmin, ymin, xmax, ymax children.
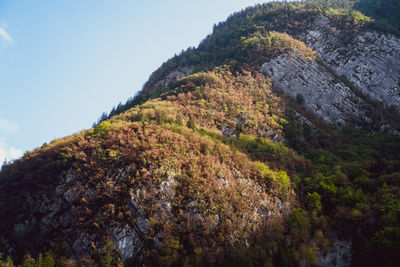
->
<box><xmin>1</xmin><ymin>1</ymin><xmax>399</xmax><ymax>266</ymax></box>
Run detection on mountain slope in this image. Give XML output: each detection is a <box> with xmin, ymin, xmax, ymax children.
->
<box><xmin>105</xmin><ymin>1</ymin><xmax>399</xmax><ymax>122</ymax></box>
<box><xmin>0</xmin><ymin>69</ymin><xmax>298</xmax><ymax>266</ymax></box>
<box><xmin>1</xmin><ymin>1</ymin><xmax>400</xmax><ymax>266</ymax></box>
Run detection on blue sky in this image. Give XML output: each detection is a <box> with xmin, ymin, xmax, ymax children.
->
<box><xmin>0</xmin><ymin>0</ymin><xmax>267</xmax><ymax>163</ymax></box>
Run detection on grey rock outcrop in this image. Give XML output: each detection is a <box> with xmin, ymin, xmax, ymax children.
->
<box><xmin>317</xmin><ymin>239</ymin><xmax>352</xmax><ymax>267</ymax></box>
<box><xmin>153</xmin><ymin>66</ymin><xmax>194</xmax><ymax>89</ymax></box>
<box><xmin>302</xmin><ymin>15</ymin><xmax>400</xmax><ymax>110</ymax></box>
<box><xmin>260</xmin><ymin>51</ymin><xmax>368</xmax><ymax>125</ymax></box>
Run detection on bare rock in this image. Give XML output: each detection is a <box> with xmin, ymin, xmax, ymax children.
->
<box><xmin>154</xmin><ymin>66</ymin><xmax>194</xmax><ymax>89</ymax></box>
<box><xmin>260</xmin><ymin>51</ymin><xmax>368</xmax><ymax>126</ymax></box>
<box><xmin>317</xmin><ymin>239</ymin><xmax>352</xmax><ymax>267</ymax></box>
<box><xmin>302</xmin><ymin>15</ymin><xmax>400</xmax><ymax>111</ymax></box>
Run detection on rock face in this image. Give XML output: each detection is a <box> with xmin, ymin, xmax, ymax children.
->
<box><xmin>153</xmin><ymin>66</ymin><xmax>194</xmax><ymax>89</ymax></box>
<box><xmin>1</xmin><ymin>4</ymin><xmax>400</xmax><ymax>266</ymax></box>
<box><xmin>260</xmin><ymin>51</ymin><xmax>368</xmax><ymax>126</ymax></box>
<box><xmin>260</xmin><ymin>23</ymin><xmax>400</xmax><ymax>132</ymax></box>
<box><xmin>317</xmin><ymin>239</ymin><xmax>352</xmax><ymax>267</ymax></box>
<box><xmin>302</xmin><ymin>15</ymin><xmax>400</xmax><ymax>110</ymax></box>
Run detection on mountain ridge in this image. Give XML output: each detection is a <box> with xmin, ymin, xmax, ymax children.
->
<box><xmin>1</xmin><ymin>1</ymin><xmax>400</xmax><ymax>266</ymax></box>
<box><xmin>100</xmin><ymin>0</ymin><xmax>399</xmax><ymax>123</ymax></box>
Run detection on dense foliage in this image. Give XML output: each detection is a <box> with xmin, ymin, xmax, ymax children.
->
<box><xmin>95</xmin><ymin>0</ymin><xmax>399</xmax><ymax>125</ymax></box>
<box><xmin>0</xmin><ymin>69</ymin><xmax>295</xmax><ymax>266</ymax></box>
<box><xmin>2</xmin><ymin>65</ymin><xmax>400</xmax><ymax>266</ymax></box>
<box><xmin>355</xmin><ymin>0</ymin><xmax>400</xmax><ymax>31</ymax></box>
<box><xmin>1</xmin><ymin>0</ymin><xmax>399</xmax><ymax>266</ymax></box>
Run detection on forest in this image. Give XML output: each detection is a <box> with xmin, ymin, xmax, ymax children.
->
<box><xmin>0</xmin><ymin>0</ymin><xmax>399</xmax><ymax>266</ymax></box>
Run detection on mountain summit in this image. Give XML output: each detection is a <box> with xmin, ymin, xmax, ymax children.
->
<box><xmin>1</xmin><ymin>1</ymin><xmax>399</xmax><ymax>266</ymax></box>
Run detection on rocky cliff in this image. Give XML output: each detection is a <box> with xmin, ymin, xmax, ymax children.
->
<box><xmin>301</xmin><ymin>15</ymin><xmax>400</xmax><ymax>111</ymax></box>
<box><xmin>1</xmin><ymin>1</ymin><xmax>399</xmax><ymax>266</ymax></box>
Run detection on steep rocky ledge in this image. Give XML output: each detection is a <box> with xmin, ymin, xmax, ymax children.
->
<box><xmin>2</xmin><ymin>3</ymin><xmax>400</xmax><ymax>265</ymax></box>
<box><xmin>301</xmin><ymin>15</ymin><xmax>400</xmax><ymax>110</ymax></box>
<box><xmin>260</xmin><ymin>51</ymin><xmax>369</xmax><ymax>126</ymax></box>
<box><xmin>153</xmin><ymin>66</ymin><xmax>194</xmax><ymax>89</ymax></box>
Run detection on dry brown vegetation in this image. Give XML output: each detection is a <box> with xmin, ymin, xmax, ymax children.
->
<box><xmin>0</xmin><ymin>68</ymin><xmax>301</xmax><ymax>266</ymax></box>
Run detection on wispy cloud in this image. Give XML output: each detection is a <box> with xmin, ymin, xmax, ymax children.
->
<box><xmin>0</xmin><ymin>117</ymin><xmax>21</xmax><ymax>165</ymax></box>
<box><xmin>0</xmin><ymin>141</ymin><xmax>23</xmax><ymax>164</ymax></box>
<box><xmin>0</xmin><ymin>117</ymin><xmax>19</xmax><ymax>132</ymax></box>
<box><xmin>0</xmin><ymin>27</ymin><xmax>13</xmax><ymax>44</ymax></box>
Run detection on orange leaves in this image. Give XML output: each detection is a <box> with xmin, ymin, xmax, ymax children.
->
<box><xmin>110</xmin><ymin>67</ymin><xmax>286</xmax><ymax>146</ymax></box>
<box><xmin>160</xmin><ymin>68</ymin><xmax>285</xmax><ymax>137</ymax></box>
<box><xmin>0</xmin><ymin>66</ymin><xmax>294</xmax><ymax>265</ymax></box>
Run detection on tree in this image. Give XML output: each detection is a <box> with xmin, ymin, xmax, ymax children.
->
<box><xmin>187</xmin><ymin>116</ymin><xmax>196</xmax><ymax>129</ymax></box>
<box><xmin>296</xmin><ymin>93</ymin><xmax>305</xmax><ymax>104</ymax></box>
